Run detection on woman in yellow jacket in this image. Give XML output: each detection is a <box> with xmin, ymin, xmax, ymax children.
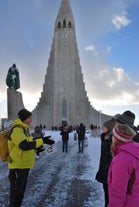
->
<box><xmin>8</xmin><ymin>109</ymin><xmax>54</xmax><ymax>207</ymax></box>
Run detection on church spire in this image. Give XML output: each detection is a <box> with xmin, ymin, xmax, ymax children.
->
<box><xmin>55</xmin><ymin>0</ymin><xmax>75</xmax><ymax>30</ymax></box>
<box><xmin>32</xmin><ymin>0</ymin><xmax>111</xmax><ymax>129</ymax></box>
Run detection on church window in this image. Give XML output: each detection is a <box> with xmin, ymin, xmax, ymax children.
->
<box><xmin>62</xmin><ymin>98</ymin><xmax>67</xmax><ymax>119</ymax></box>
<box><xmin>63</xmin><ymin>19</ymin><xmax>66</xmax><ymax>28</ymax></box>
<box><xmin>68</xmin><ymin>22</ymin><xmax>72</xmax><ymax>28</ymax></box>
<box><xmin>58</xmin><ymin>22</ymin><xmax>61</xmax><ymax>28</ymax></box>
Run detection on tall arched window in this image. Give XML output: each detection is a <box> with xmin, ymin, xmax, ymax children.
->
<box><xmin>68</xmin><ymin>21</ymin><xmax>71</xmax><ymax>28</ymax></box>
<box><xmin>63</xmin><ymin>19</ymin><xmax>66</xmax><ymax>28</ymax></box>
<box><xmin>62</xmin><ymin>98</ymin><xmax>67</xmax><ymax>119</ymax></box>
<box><xmin>58</xmin><ymin>22</ymin><xmax>61</xmax><ymax>28</ymax></box>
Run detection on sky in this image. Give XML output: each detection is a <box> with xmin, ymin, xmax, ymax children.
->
<box><xmin>0</xmin><ymin>0</ymin><xmax>139</xmax><ymax>125</ymax></box>
<box><xmin>0</xmin><ymin>130</ymin><xmax>104</xmax><ymax>206</ymax></box>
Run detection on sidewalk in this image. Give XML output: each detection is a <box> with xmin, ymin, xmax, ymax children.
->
<box><xmin>0</xmin><ymin>132</ymin><xmax>104</xmax><ymax>207</ymax></box>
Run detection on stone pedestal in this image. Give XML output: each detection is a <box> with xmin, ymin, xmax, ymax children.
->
<box><xmin>7</xmin><ymin>88</ymin><xmax>24</xmax><ymax>120</ymax></box>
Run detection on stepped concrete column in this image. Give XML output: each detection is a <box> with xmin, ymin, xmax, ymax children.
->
<box><xmin>7</xmin><ymin>88</ymin><xmax>24</xmax><ymax>120</ymax></box>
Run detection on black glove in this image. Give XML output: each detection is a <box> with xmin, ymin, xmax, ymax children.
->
<box><xmin>43</xmin><ymin>136</ymin><xmax>55</xmax><ymax>145</ymax></box>
<box><xmin>36</xmin><ymin>146</ymin><xmax>45</xmax><ymax>154</ymax></box>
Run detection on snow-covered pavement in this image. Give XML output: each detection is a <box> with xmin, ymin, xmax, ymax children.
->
<box><xmin>0</xmin><ymin>131</ymin><xmax>104</xmax><ymax>207</ymax></box>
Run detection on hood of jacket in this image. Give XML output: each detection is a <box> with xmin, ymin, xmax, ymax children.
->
<box><xmin>119</xmin><ymin>142</ymin><xmax>139</xmax><ymax>160</ymax></box>
<box><xmin>12</xmin><ymin>118</ymin><xmax>29</xmax><ymax>130</ymax></box>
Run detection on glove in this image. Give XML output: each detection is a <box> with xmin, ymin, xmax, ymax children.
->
<box><xmin>45</xmin><ymin>135</ymin><xmax>51</xmax><ymax>139</ymax></box>
<box><xmin>43</xmin><ymin>136</ymin><xmax>55</xmax><ymax>145</ymax></box>
<box><xmin>36</xmin><ymin>146</ymin><xmax>45</xmax><ymax>154</ymax></box>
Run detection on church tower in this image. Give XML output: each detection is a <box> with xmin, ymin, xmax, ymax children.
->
<box><xmin>33</xmin><ymin>0</ymin><xmax>109</xmax><ymax>129</ymax></box>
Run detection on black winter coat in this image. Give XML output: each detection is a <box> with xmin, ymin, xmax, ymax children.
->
<box><xmin>77</xmin><ymin>125</ymin><xmax>86</xmax><ymax>140</ymax></box>
<box><xmin>60</xmin><ymin>129</ymin><xmax>70</xmax><ymax>141</ymax></box>
<box><xmin>95</xmin><ymin>131</ymin><xmax>112</xmax><ymax>183</ymax></box>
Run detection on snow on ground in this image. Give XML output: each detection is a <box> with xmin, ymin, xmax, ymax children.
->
<box><xmin>0</xmin><ymin>130</ymin><xmax>104</xmax><ymax>207</ymax></box>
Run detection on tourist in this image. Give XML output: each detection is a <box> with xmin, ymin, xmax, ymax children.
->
<box><xmin>95</xmin><ymin>118</ymin><xmax>116</xmax><ymax>207</ymax></box>
<box><xmin>108</xmin><ymin>124</ymin><xmax>139</xmax><ymax>207</ymax></box>
<box><xmin>32</xmin><ymin>126</ymin><xmax>46</xmax><ymax>158</ymax></box>
<box><xmin>8</xmin><ymin>108</ymin><xmax>55</xmax><ymax>207</ymax></box>
<box><xmin>77</xmin><ymin>123</ymin><xmax>86</xmax><ymax>153</ymax></box>
<box><xmin>60</xmin><ymin>125</ymin><xmax>71</xmax><ymax>152</ymax></box>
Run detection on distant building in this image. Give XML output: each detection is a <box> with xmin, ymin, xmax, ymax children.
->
<box><xmin>33</xmin><ymin>0</ymin><xmax>111</xmax><ymax>129</ymax></box>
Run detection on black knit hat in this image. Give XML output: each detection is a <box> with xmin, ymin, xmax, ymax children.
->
<box><xmin>116</xmin><ymin>111</ymin><xmax>135</xmax><ymax>127</ymax></box>
<box><xmin>18</xmin><ymin>109</ymin><xmax>32</xmax><ymax>122</ymax></box>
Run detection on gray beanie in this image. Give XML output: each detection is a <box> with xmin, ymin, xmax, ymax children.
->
<box><xmin>116</xmin><ymin>111</ymin><xmax>135</xmax><ymax>127</ymax></box>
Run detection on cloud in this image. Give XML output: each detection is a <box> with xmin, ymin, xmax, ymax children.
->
<box><xmin>85</xmin><ymin>45</ymin><xmax>98</xmax><ymax>56</ymax></box>
<box><xmin>112</xmin><ymin>13</ymin><xmax>132</xmax><ymax>30</ymax></box>
<box><xmin>82</xmin><ymin>46</ymin><xmax>139</xmax><ymax>107</ymax></box>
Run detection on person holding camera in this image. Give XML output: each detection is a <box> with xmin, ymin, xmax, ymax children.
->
<box><xmin>8</xmin><ymin>108</ymin><xmax>55</xmax><ymax>207</ymax></box>
<box><xmin>60</xmin><ymin>125</ymin><xmax>71</xmax><ymax>153</ymax></box>
<box><xmin>32</xmin><ymin>126</ymin><xmax>46</xmax><ymax>158</ymax></box>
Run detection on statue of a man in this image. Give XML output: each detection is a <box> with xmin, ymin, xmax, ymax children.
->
<box><xmin>6</xmin><ymin>63</ymin><xmax>20</xmax><ymax>90</ymax></box>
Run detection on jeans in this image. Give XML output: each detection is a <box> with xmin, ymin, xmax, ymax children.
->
<box><xmin>62</xmin><ymin>140</ymin><xmax>68</xmax><ymax>152</ymax></box>
<box><xmin>9</xmin><ymin>169</ymin><xmax>30</xmax><ymax>207</ymax></box>
<box><xmin>78</xmin><ymin>139</ymin><xmax>84</xmax><ymax>153</ymax></box>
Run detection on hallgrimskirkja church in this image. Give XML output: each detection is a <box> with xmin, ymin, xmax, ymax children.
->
<box><xmin>32</xmin><ymin>0</ymin><xmax>111</xmax><ymax>129</ymax></box>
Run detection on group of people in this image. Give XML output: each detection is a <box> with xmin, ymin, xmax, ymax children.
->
<box><xmin>60</xmin><ymin>123</ymin><xmax>86</xmax><ymax>153</ymax></box>
<box><xmin>6</xmin><ymin>107</ymin><xmax>86</xmax><ymax>207</ymax></box>
<box><xmin>5</xmin><ymin>107</ymin><xmax>139</xmax><ymax>207</ymax></box>
<box><xmin>96</xmin><ymin>110</ymin><xmax>139</xmax><ymax>207</ymax></box>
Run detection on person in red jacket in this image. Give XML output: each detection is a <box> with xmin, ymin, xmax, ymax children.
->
<box><xmin>108</xmin><ymin>124</ymin><xmax>139</xmax><ymax>207</ymax></box>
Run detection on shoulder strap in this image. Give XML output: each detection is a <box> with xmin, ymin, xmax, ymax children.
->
<box><xmin>8</xmin><ymin>125</ymin><xmax>29</xmax><ymax>159</ymax></box>
<box><xmin>8</xmin><ymin>125</ymin><xmax>25</xmax><ymax>140</ymax></box>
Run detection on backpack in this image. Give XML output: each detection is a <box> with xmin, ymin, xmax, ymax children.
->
<box><xmin>0</xmin><ymin>130</ymin><xmax>11</xmax><ymax>162</ymax></box>
<box><xmin>0</xmin><ymin>125</ymin><xmax>23</xmax><ymax>162</ymax></box>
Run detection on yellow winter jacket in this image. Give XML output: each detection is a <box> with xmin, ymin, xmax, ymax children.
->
<box><xmin>8</xmin><ymin>118</ymin><xmax>44</xmax><ymax>169</ymax></box>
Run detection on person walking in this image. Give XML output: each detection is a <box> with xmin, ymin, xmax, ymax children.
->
<box><xmin>77</xmin><ymin>123</ymin><xmax>86</xmax><ymax>153</ymax></box>
<box><xmin>108</xmin><ymin>124</ymin><xmax>139</xmax><ymax>207</ymax></box>
<box><xmin>32</xmin><ymin>126</ymin><xmax>46</xmax><ymax>158</ymax></box>
<box><xmin>95</xmin><ymin>118</ymin><xmax>116</xmax><ymax>207</ymax></box>
<box><xmin>60</xmin><ymin>125</ymin><xmax>71</xmax><ymax>152</ymax></box>
<box><xmin>8</xmin><ymin>108</ymin><xmax>55</xmax><ymax>207</ymax></box>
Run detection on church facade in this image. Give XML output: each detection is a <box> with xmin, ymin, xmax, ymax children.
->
<box><xmin>33</xmin><ymin>0</ymin><xmax>111</xmax><ymax>129</ymax></box>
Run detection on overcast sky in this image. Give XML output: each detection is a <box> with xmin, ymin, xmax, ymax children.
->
<box><xmin>0</xmin><ymin>0</ymin><xmax>139</xmax><ymax>124</ymax></box>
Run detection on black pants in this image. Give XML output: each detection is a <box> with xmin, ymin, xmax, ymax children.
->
<box><xmin>62</xmin><ymin>140</ymin><xmax>68</xmax><ymax>152</ymax></box>
<box><xmin>9</xmin><ymin>169</ymin><xmax>30</xmax><ymax>207</ymax></box>
<box><xmin>103</xmin><ymin>183</ymin><xmax>109</xmax><ymax>207</ymax></box>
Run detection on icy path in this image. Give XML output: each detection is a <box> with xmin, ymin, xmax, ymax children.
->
<box><xmin>0</xmin><ymin>131</ymin><xmax>104</xmax><ymax>207</ymax></box>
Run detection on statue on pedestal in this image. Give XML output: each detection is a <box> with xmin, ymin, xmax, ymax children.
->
<box><xmin>6</xmin><ymin>63</ymin><xmax>20</xmax><ymax>90</ymax></box>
